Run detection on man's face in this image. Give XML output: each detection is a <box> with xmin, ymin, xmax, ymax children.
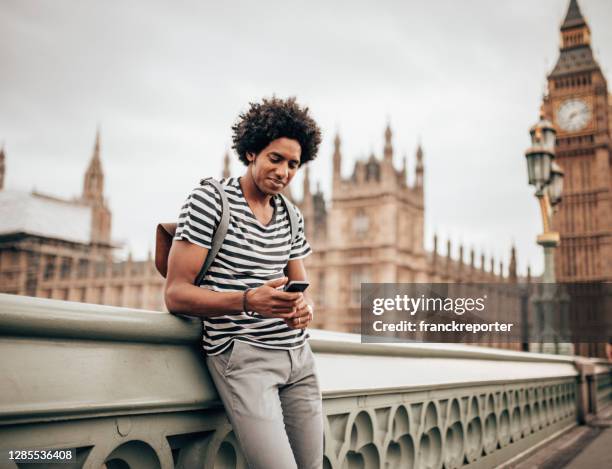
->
<box><xmin>247</xmin><ymin>137</ymin><xmax>301</xmax><ymax>195</ymax></box>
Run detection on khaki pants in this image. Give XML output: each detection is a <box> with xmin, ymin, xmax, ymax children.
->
<box><xmin>206</xmin><ymin>340</ymin><xmax>324</xmax><ymax>469</ymax></box>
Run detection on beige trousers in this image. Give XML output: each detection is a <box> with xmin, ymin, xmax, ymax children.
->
<box><xmin>206</xmin><ymin>340</ymin><xmax>324</xmax><ymax>469</ymax></box>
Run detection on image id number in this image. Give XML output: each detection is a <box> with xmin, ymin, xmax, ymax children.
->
<box><xmin>7</xmin><ymin>449</ymin><xmax>75</xmax><ymax>463</ymax></box>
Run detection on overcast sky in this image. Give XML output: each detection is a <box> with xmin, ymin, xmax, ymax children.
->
<box><xmin>2</xmin><ymin>0</ymin><xmax>611</xmax><ymax>276</ymax></box>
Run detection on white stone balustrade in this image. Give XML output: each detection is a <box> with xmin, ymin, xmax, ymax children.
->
<box><xmin>0</xmin><ymin>294</ymin><xmax>610</xmax><ymax>469</ymax></box>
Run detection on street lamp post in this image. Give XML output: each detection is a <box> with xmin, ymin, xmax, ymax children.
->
<box><xmin>524</xmin><ymin>114</ymin><xmax>572</xmax><ymax>355</ymax></box>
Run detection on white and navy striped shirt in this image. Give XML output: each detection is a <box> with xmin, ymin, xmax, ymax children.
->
<box><xmin>174</xmin><ymin>177</ymin><xmax>312</xmax><ymax>355</ymax></box>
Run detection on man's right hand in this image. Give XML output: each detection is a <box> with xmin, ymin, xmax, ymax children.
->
<box><xmin>246</xmin><ymin>277</ymin><xmax>302</xmax><ymax>318</ymax></box>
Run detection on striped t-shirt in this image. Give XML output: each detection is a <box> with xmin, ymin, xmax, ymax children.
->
<box><xmin>174</xmin><ymin>176</ymin><xmax>312</xmax><ymax>355</ymax></box>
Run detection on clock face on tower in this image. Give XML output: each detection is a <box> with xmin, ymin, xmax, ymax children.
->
<box><xmin>557</xmin><ymin>98</ymin><xmax>591</xmax><ymax>132</ymax></box>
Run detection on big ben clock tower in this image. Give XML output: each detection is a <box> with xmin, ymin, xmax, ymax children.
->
<box><xmin>541</xmin><ymin>0</ymin><xmax>612</xmax><ymax>283</ymax></box>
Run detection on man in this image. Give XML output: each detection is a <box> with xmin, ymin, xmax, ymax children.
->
<box><xmin>164</xmin><ymin>97</ymin><xmax>323</xmax><ymax>469</ymax></box>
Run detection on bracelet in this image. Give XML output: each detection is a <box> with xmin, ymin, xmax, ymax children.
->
<box><xmin>243</xmin><ymin>288</ymin><xmax>254</xmax><ymax>317</ymax></box>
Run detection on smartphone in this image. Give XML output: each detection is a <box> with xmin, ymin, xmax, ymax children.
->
<box><xmin>284</xmin><ymin>280</ymin><xmax>310</xmax><ymax>292</ymax></box>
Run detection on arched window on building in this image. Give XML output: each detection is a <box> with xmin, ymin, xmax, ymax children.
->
<box><xmin>60</xmin><ymin>258</ymin><xmax>72</xmax><ymax>279</ymax></box>
<box><xmin>350</xmin><ymin>267</ymin><xmax>371</xmax><ymax>307</ymax></box>
<box><xmin>352</xmin><ymin>209</ymin><xmax>370</xmax><ymax>238</ymax></box>
<box><xmin>43</xmin><ymin>256</ymin><xmax>55</xmax><ymax>280</ymax></box>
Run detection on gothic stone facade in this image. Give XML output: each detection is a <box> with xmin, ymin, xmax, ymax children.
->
<box><xmin>0</xmin><ymin>134</ymin><xmax>165</xmax><ymax>312</ymax></box>
<box><xmin>0</xmin><ymin>126</ymin><xmax>514</xmax><ymax>340</ymax></box>
<box><xmin>298</xmin><ymin>127</ymin><xmax>513</xmax><ymax>334</ymax></box>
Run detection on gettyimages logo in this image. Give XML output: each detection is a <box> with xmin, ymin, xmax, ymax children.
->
<box><xmin>371</xmin><ymin>294</ymin><xmax>487</xmax><ymax>316</ymax></box>
<box><xmin>362</xmin><ymin>282</ymin><xmax>612</xmax><ymax>344</ymax></box>
<box><xmin>361</xmin><ymin>283</ymin><xmax>524</xmax><ymax>344</ymax></box>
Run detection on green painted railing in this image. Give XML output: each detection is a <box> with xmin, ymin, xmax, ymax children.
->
<box><xmin>0</xmin><ymin>294</ymin><xmax>609</xmax><ymax>469</ymax></box>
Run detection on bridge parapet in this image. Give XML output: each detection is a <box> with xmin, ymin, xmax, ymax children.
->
<box><xmin>0</xmin><ymin>294</ymin><xmax>609</xmax><ymax>468</ymax></box>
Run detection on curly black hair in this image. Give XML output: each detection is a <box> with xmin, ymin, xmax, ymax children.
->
<box><xmin>231</xmin><ymin>97</ymin><xmax>322</xmax><ymax>166</ymax></box>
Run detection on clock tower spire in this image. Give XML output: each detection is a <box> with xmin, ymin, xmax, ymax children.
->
<box><xmin>540</xmin><ymin>0</ymin><xmax>612</xmax><ymax>285</ymax></box>
<box><xmin>560</xmin><ymin>0</ymin><xmax>589</xmax><ymax>48</ymax></box>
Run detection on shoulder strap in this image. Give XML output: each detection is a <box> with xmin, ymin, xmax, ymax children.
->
<box><xmin>277</xmin><ymin>193</ymin><xmax>298</xmax><ymax>250</ymax></box>
<box><xmin>194</xmin><ymin>178</ymin><xmax>230</xmax><ymax>286</ymax></box>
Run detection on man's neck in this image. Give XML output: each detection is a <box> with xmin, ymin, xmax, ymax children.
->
<box><xmin>240</xmin><ymin>167</ymin><xmax>273</xmax><ymax>208</ymax></box>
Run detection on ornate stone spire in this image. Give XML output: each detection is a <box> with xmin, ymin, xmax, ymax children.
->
<box><xmin>82</xmin><ymin>128</ymin><xmax>112</xmax><ymax>246</ymax></box>
<box><xmin>415</xmin><ymin>144</ymin><xmax>424</xmax><ymax>188</ymax></box>
<box><xmin>470</xmin><ymin>248</ymin><xmax>475</xmax><ymax>268</ymax></box>
<box><xmin>416</xmin><ymin>144</ymin><xmax>423</xmax><ymax>161</ymax></box>
<box><xmin>446</xmin><ymin>239</ymin><xmax>452</xmax><ymax>274</ymax></box>
<box><xmin>527</xmin><ymin>265</ymin><xmax>532</xmax><ymax>283</ymax></box>
<box><xmin>222</xmin><ymin>150</ymin><xmax>231</xmax><ymax>179</ymax></box>
<box><xmin>303</xmin><ymin>165</ymin><xmax>311</xmax><ymax>199</ymax></box>
<box><xmin>83</xmin><ymin>128</ymin><xmax>104</xmax><ymax>203</ymax></box>
<box><xmin>556</xmin><ymin>0</ymin><xmax>593</xmax><ymax>56</ymax></box>
<box><xmin>333</xmin><ymin>131</ymin><xmax>342</xmax><ymax>182</ymax></box>
<box><xmin>383</xmin><ymin>122</ymin><xmax>393</xmax><ymax>161</ymax></box>
<box><xmin>300</xmin><ymin>165</ymin><xmax>314</xmax><ymax>239</ymax></box>
<box><xmin>0</xmin><ymin>144</ymin><xmax>5</xmax><ymax>191</ymax></box>
<box><xmin>561</xmin><ymin>0</ymin><xmax>586</xmax><ymax>31</ymax></box>
<box><xmin>509</xmin><ymin>245</ymin><xmax>518</xmax><ymax>282</ymax></box>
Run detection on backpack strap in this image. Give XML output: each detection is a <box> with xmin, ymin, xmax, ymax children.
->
<box><xmin>277</xmin><ymin>193</ymin><xmax>299</xmax><ymax>252</ymax></box>
<box><xmin>194</xmin><ymin>178</ymin><xmax>230</xmax><ymax>286</ymax></box>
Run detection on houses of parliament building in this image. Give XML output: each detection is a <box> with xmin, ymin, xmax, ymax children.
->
<box><xmin>0</xmin><ymin>0</ymin><xmax>609</xmax><ymax>341</ymax></box>
<box><xmin>0</xmin><ymin>122</ymin><xmax>515</xmax><ymax>329</ymax></box>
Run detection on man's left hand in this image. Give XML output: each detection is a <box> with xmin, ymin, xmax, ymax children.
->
<box><xmin>286</xmin><ymin>295</ymin><xmax>313</xmax><ymax>330</ymax></box>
